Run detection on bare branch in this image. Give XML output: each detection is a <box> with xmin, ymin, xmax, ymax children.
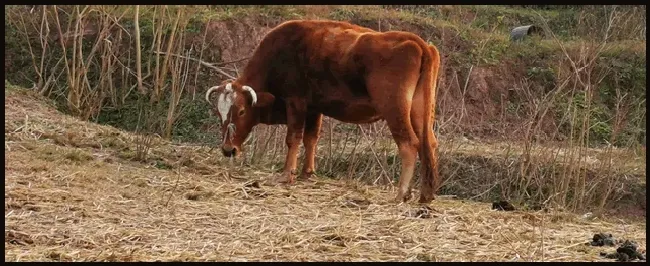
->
<box><xmin>153</xmin><ymin>51</ymin><xmax>236</xmax><ymax>80</ymax></box>
<box><xmin>214</xmin><ymin>56</ymin><xmax>252</xmax><ymax>66</ymax></box>
<box><xmin>134</xmin><ymin>5</ymin><xmax>145</xmax><ymax>95</ymax></box>
<box><xmin>155</xmin><ymin>7</ymin><xmax>182</xmax><ymax>102</ymax></box>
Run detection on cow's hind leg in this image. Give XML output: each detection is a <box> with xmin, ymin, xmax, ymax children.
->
<box><xmin>381</xmin><ymin>107</ymin><xmax>419</xmax><ymax>203</ymax></box>
<box><xmin>360</xmin><ymin>97</ymin><xmax>419</xmax><ymax>202</ymax></box>
<box><xmin>394</xmin><ymin>140</ymin><xmax>419</xmax><ymax>202</ymax></box>
<box><xmin>365</xmin><ymin>40</ymin><xmax>423</xmax><ymax>203</ymax></box>
<box><xmin>300</xmin><ymin>112</ymin><xmax>323</xmax><ymax>180</ymax></box>
<box><xmin>367</xmin><ymin>81</ymin><xmax>419</xmax><ymax>203</ymax></box>
<box><xmin>410</xmin><ymin>89</ymin><xmax>440</xmax><ymax>203</ymax></box>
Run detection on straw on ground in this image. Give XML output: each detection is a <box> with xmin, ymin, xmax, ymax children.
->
<box><xmin>4</xmin><ymin>87</ymin><xmax>646</xmax><ymax>262</ymax></box>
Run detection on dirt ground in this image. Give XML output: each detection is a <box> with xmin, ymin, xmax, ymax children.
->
<box><xmin>4</xmin><ymin>88</ymin><xmax>646</xmax><ymax>262</ymax></box>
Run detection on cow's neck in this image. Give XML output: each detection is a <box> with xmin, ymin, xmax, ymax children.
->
<box><xmin>257</xmin><ymin>103</ymin><xmax>286</xmax><ymax>125</ymax></box>
<box><xmin>236</xmin><ymin>31</ymin><xmax>287</xmax><ymax>96</ymax></box>
<box><xmin>237</xmin><ymin>35</ymin><xmax>290</xmax><ymax>126</ymax></box>
<box><xmin>237</xmin><ymin>54</ymin><xmax>269</xmax><ymax>91</ymax></box>
<box><xmin>258</xmin><ymin>109</ymin><xmax>273</xmax><ymax>125</ymax></box>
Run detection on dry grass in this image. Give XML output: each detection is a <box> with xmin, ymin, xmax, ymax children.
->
<box><xmin>4</xmin><ymin>87</ymin><xmax>646</xmax><ymax>262</ymax></box>
<box><xmin>436</xmin><ymin>138</ymin><xmax>646</xmax><ymax>177</ymax></box>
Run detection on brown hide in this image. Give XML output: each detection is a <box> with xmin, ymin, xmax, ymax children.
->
<box><xmin>206</xmin><ymin>20</ymin><xmax>442</xmax><ymax>203</ymax></box>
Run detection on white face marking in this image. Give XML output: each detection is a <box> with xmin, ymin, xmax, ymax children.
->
<box><xmin>217</xmin><ymin>92</ymin><xmax>237</xmax><ymax>122</ymax></box>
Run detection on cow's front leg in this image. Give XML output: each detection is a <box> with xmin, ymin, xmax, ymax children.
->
<box><xmin>277</xmin><ymin>99</ymin><xmax>307</xmax><ymax>184</ymax></box>
<box><xmin>299</xmin><ymin>113</ymin><xmax>323</xmax><ymax>180</ymax></box>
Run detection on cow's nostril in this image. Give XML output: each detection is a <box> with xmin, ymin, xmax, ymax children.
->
<box><xmin>222</xmin><ymin>147</ymin><xmax>234</xmax><ymax>157</ymax></box>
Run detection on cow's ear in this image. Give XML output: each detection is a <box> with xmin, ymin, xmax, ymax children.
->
<box><xmin>254</xmin><ymin>92</ymin><xmax>275</xmax><ymax>108</ymax></box>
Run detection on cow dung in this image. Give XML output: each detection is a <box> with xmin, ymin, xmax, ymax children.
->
<box><xmin>492</xmin><ymin>201</ymin><xmax>515</xmax><ymax>211</ymax></box>
<box><xmin>589</xmin><ymin>233</ymin><xmax>616</xmax><ymax>247</ymax></box>
<box><xmin>600</xmin><ymin>240</ymin><xmax>646</xmax><ymax>262</ymax></box>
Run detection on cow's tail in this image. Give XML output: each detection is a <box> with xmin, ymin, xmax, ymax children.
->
<box><xmin>415</xmin><ymin>44</ymin><xmax>441</xmax><ymax>203</ymax></box>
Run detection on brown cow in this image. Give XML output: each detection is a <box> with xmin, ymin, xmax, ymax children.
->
<box><xmin>205</xmin><ymin>20</ymin><xmax>441</xmax><ymax>203</ymax></box>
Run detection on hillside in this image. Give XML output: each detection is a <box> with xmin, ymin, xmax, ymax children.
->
<box><xmin>4</xmin><ymin>84</ymin><xmax>647</xmax><ymax>262</ymax></box>
<box><xmin>4</xmin><ymin>5</ymin><xmax>647</xmax><ymax>261</ymax></box>
<box><xmin>4</xmin><ymin>5</ymin><xmax>646</xmax><ymax>146</ymax></box>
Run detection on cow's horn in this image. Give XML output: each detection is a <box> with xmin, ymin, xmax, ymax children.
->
<box><xmin>242</xmin><ymin>86</ymin><xmax>257</xmax><ymax>105</ymax></box>
<box><xmin>205</xmin><ymin>86</ymin><xmax>221</xmax><ymax>104</ymax></box>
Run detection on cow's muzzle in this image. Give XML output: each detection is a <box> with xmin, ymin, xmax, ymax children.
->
<box><xmin>221</xmin><ymin>146</ymin><xmax>238</xmax><ymax>157</ymax></box>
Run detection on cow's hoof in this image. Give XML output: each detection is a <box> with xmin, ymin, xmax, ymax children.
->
<box><xmin>394</xmin><ymin>193</ymin><xmax>411</xmax><ymax>204</ymax></box>
<box><xmin>298</xmin><ymin>171</ymin><xmax>316</xmax><ymax>180</ymax></box>
<box><xmin>395</xmin><ymin>190</ymin><xmax>412</xmax><ymax>203</ymax></box>
<box><xmin>418</xmin><ymin>194</ymin><xmax>435</xmax><ymax>204</ymax></box>
<box><xmin>274</xmin><ymin>172</ymin><xmax>296</xmax><ymax>184</ymax></box>
<box><xmin>393</xmin><ymin>196</ymin><xmax>404</xmax><ymax>204</ymax></box>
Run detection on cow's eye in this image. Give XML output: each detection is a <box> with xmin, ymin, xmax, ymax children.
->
<box><xmin>238</xmin><ymin>109</ymin><xmax>245</xmax><ymax>117</ymax></box>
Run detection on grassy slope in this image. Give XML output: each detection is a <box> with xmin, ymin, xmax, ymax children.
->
<box><xmin>4</xmin><ymin>83</ymin><xmax>647</xmax><ymax>262</ymax></box>
<box><xmin>4</xmin><ymin>5</ymin><xmax>645</xmax><ymax>212</ymax></box>
<box><xmin>4</xmin><ymin>5</ymin><xmax>645</xmax><ymax>146</ymax></box>
<box><xmin>138</xmin><ymin>6</ymin><xmax>649</xmax><ymax>146</ymax></box>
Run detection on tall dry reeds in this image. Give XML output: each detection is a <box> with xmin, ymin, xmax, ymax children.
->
<box><xmin>5</xmin><ymin>5</ymin><xmax>644</xmax><ymax>213</ymax></box>
<box><xmin>504</xmin><ymin>6</ymin><xmax>641</xmax><ymax>212</ymax></box>
<box><xmin>9</xmin><ymin>5</ymin><xmax>225</xmax><ymax>155</ymax></box>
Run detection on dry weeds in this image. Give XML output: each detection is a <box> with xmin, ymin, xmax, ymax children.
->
<box><xmin>4</xmin><ymin>88</ymin><xmax>646</xmax><ymax>262</ymax></box>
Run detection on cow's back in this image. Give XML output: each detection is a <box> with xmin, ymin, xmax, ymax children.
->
<box><xmin>241</xmin><ymin>20</ymin><xmax>430</xmax><ymax>123</ymax></box>
<box><xmin>256</xmin><ymin>21</ymin><xmax>374</xmax><ymax>97</ymax></box>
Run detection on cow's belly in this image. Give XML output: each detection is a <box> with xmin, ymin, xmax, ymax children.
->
<box><xmin>314</xmin><ymin>98</ymin><xmax>382</xmax><ymax>124</ymax></box>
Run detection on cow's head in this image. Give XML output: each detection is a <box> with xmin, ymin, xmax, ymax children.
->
<box><xmin>205</xmin><ymin>81</ymin><xmax>275</xmax><ymax>157</ymax></box>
